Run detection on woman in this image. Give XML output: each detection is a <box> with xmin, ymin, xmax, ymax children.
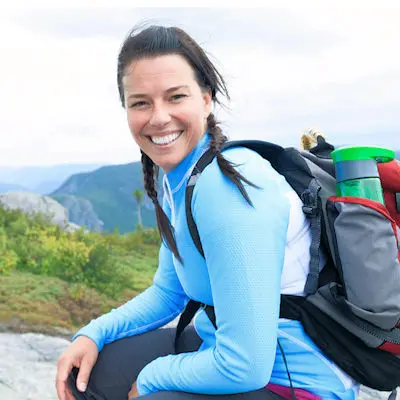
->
<box><xmin>56</xmin><ymin>25</ymin><xmax>359</xmax><ymax>400</ymax></box>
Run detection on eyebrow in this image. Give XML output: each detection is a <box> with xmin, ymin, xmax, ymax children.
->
<box><xmin>127</xmin><ymin>85</ymin><xmax>190</xmax><ymax>99</ymax></box>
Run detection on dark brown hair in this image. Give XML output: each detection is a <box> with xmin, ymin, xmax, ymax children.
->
<box><xmin>117</xmin><ymin>25</ymin><xmax>256</xmax><ymax>263</ymax></box>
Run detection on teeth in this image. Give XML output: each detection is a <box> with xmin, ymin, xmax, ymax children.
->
<box><xmin>151</xmin><ymin>132</ymin><xmax>182</xmax><ymax>145</ymax></box>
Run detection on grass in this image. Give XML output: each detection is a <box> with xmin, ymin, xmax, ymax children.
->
<box><xmin>0</xmin><ymin>269</ymin><xmax>153</xmax><ymax>338</ymax></box>
<box><xmin>0</xmin><ymin>205</ymin><xmax>160</xmax><ymax>337</ymax></box>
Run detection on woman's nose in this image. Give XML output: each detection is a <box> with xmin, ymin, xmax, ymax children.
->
<box><xmin>149</xmin><ymin>105</ymin><xmax>171</xmax><ymax>127</ymax></box>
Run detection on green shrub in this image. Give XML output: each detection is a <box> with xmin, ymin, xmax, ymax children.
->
<box><xmin>0</xmin><ymin>204</ymin><xmax>159</xmax><ymax>299</ymax></box>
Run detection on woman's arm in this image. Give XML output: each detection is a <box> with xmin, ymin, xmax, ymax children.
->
<box><xmin>73</xmin><ymin>197</ymin><xmax>189</xmax><ymax>351</ymax></box>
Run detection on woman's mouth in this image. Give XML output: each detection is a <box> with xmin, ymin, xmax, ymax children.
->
<box><xmin>150</xmin><ymin>131</ymin><xmax>183</xmax><ymax>146</ymax></box>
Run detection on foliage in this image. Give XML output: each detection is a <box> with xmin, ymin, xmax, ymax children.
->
<box><xmin>0</xmin><ymin>205</ymin><xmax>160</xmax><ymax>299</ymax></box>
<box><xmin>133</xmin><ymin>189</ymin><xmax>144</xmax><ymax>204</ymax></box>
<box><xmin>133</xmin><ymin>188</ymin><xmax>144</xmax><ymax>228</ymax></box>
<box><xmin>0</xmin><ymin>270</ymin><xmax>125</xmax><ymax>333</ymax></box>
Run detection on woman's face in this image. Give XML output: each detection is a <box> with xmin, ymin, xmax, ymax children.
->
<box><xmin>123</xmin><ymin>54</ymin><xmax>212</xmax><ymax>173</ymax></box>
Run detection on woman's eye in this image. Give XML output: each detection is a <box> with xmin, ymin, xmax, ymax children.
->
<box><xmin>130</xmin><ymin>101</ymin><xmax>147</xmax><ymax>108</ymax></box>
<box><xmin>171</xmin><ymin>94</ymin><xmax>186</xmax><ymax>101</ymax></box>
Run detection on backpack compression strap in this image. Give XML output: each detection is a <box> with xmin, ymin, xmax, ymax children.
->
<box><xmin>300</xmin><ymin>179</ymin><xmax>321</xmax><ymax>294</ymax></box>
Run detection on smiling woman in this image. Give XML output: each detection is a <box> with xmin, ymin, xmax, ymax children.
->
<box><xmin>55</xmin><ymin>25</ymin><xmax>360</xmax><ymax>400</ymax></box>
<box><xmin>122</xmin><ymin>55</ymin><xmax>212</xmax><ymax>173</ymax></box>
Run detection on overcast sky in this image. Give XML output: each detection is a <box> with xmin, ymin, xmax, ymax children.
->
<box><xmin>1</xmin><ymin>4</ymin><xmax>400</xmax><ymax>167</ymax></box>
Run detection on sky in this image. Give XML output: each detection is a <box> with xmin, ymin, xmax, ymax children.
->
<box><xmin>1</xmin><ymin>2</ymin><xmax>400</xmax><ymax>167</ymax></box>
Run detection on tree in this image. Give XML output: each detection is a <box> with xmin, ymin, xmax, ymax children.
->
<box><xmin>132</xmin><ymin>189</ymin><xmax>144</xmax><ymax>228</ymax></box>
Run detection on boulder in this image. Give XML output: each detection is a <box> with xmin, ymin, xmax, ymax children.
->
<box><xmin>0</xmin><ymin>191</ymin><xmax>84</xmax><ymax>232</ymax></box>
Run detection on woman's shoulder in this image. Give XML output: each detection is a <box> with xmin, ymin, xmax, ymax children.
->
<box><xmin>199</xmin><ymin>145</ymin><xmax>283</xmax><ymax>188</ymax></box>
<box><xmin>193</xmin><ymin>144</ymin><xmax>289</xmax><ymax>204</ymax></box>
<box><xmin>221</xmin><ymin>145</ymin><xmax>266</xmax><ymax>165</ymax></box>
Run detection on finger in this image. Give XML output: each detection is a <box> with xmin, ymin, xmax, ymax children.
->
<box><xmin>63</xmin><ymin>373</ymin><xmax>76</xmax><ymax>400</ymax></box>
<box><xmin>76</xmin><ymin>355</ymin><xmax>95</xmax><ymax>392</ymax></box>
<box><xmin>65</xmin><ymin>385</ymin><xmax>76</xmax><ymax>400</ymax></box>
<box><xmin>56</xmin><ymin>378</ymin><xmax>70</xmax><ymax>400</ymax></box>
<box><xmin>56</xmin><ymin>359</ymin><xmax>73</xmax><ymax>400</ymax></box>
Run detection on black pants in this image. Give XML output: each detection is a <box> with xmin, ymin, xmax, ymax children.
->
<box><xmin>68</xmin><ymin>325</ymin><xmax>285</xmax><ymax>400</ymax></box>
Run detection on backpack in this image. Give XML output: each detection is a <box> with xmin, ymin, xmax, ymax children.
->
<box><xmin>174</xmin><ymin>137</ymin><xmax>400</xmax><ymax>394</ymax></box>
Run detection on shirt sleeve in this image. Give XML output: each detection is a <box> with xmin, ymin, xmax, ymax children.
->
<box><xmin>73</xmin><ymin>200</ymin><xmax>189</xmax><ymax>351</ymax></box>
<box><xmin>136</xmin><ymin>149</ymin><xmax>291</xmax><ymax>395</ymax></box>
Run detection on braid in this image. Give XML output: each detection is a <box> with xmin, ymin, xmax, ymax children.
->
<box><xmin>207</xmin><ymin>114</ymin><xmax>259</xmax><ymax>206</ymax></box>
<box><xmin>141</xmin><ymin>151</ymin><xmax>183</xmax><ymax>263</ymax></box>
<box><xmin>141</xmin><ymin>151</ymin><xmax>159</xmax><ymax>203</ymax></box>
<box><xmin>208</xmin><ymin>113</ymin><xmax>228</xmax><ymax>149</ymax></box>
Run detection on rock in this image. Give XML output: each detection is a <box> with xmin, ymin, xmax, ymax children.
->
<box><xmin>360</xmin><ymin>387</ymin><xmax>398</xmax><ymax>400</ymax></box>
<box><xmin>0</xmin><ymin>332</ymin><xmax>70</xmax><ymax>400</ymax></box>
<box><xmin>0</xmin><ymin>191</ymin><xmax>84</xmax><ymax>232</ymax></box>
<box><xmin>0</xmin><ymin>332</ymin><xmax>398</xmax><ymax>400</ymax></box>
<box><xmin>0</xmin><ymin>191</ymin><xmax>69</xmax><ymax>229</ymax></box>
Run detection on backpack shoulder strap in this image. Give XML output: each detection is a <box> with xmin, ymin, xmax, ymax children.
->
<box><xmin>185</xmin><ymin>140</ymin><xmax>284</xmax><ymax>258</ymax></box>
<box><xmin>185</xmin><ymin>147</ymin><xmax>215</xmax><ymax>258</ymax></box>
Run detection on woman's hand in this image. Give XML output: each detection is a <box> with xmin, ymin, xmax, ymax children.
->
<box><xmin>56</xmin><ymin>336</ymin><xmax>99</xmax><ymax>400</ymax></box>
<box><xmin>128</xmin><ymin>381</ymin><xmax>140</xmax><ymax>399</ymax></box>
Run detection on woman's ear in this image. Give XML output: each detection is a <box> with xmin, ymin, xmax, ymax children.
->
<box><xmin>202</xmin><ymin>89</ymin><xmax>212</xmax><ymax>119</ymax></box>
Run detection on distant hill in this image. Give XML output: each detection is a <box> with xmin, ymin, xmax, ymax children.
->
<box><xmin>0</xmin><ymin>164</ymin><xmax>103</xmax><ymax>194</ymax></box>
<box><xmin>34</xmin><ymin>180</ymin><xmax>65</xmax><ymax>195</ymax></box>
<box><xmin>0</xmin><ymin>183</ymin><xmax>29</xmax><ymax>193</ymax></box>
<box><xmin>51</xmin><ymin>162</ymin><xmax>162</xmax><ymax>233</ymax></box>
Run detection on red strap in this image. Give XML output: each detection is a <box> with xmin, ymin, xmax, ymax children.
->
<box><xmin>378</xmin><ymin>341</ymin><xmax>400</xmax><ymax>355</ymax></box>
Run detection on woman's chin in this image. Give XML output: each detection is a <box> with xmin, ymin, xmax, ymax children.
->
<box><xmin>155</xmin><ymin>154</ymin><xmax>185</xmax><ymax>173</ymax></box>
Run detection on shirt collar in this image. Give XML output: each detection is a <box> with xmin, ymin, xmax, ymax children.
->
<box><xmin>165</xmin><ymin>131</ymin><xmax>211</xmax><ymax>192</ymax></box>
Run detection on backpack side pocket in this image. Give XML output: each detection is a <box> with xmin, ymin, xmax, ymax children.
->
<box><xmin>326</xmin><ymin>196</ymin><xmax>400</xmax><ymax>330</ymax></box>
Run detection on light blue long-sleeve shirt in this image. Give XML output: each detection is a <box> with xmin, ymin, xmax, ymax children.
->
<box><xmin>74</xmin><ymin>133</ymin><xmax>358</xmax><ymax>399</ymax></box>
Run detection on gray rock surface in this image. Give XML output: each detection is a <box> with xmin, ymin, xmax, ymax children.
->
<box><xmin>0</xmin><ymin>191</ymin><xmax>81</xmax><ymax>232</ymax></box>
<box><xmin>0</xmin><ymin>333</ymin><xmax>71</xmax><ymax>400</ymax></box>
<box><xmin>0</xmin><ymin>192</ymin><xmax>69</xmax><ymax>228</ymax></box>
<box><xmin>0</xmin><ymin>332</ymin><xmax>398</xmax><ymax>400</ymax></box>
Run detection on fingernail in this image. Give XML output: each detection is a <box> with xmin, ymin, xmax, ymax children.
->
<box><xmin>78</xmin><ymin>382</ymin><xmax>87</xmax><ymax>392</ymax></box>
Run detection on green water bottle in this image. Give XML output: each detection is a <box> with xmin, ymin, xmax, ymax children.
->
<box><xmin>331</xmin><ymin>146</ymin><xmax>395</xmax><ymax>204</ymax></box>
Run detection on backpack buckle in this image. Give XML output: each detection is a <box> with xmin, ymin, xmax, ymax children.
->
<box><xmin>301</xmin><ymin>188</ymin><xmax>319</xmax><ymax>217</ymax></box>
<box><xmin>302</xmin><ymin>205</ymin><xmax>318</xmax><ymax>216</ymax></box>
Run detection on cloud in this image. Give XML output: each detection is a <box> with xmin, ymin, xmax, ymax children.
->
<box><xmin>0</xmin><ymin>6</ymin><xmax>399</xmax><ymax>167</ymax></box>
<box><xmin>11</xmin><ymin>7</ymin><xmax>339</xmax><ymax>54</ymax></box>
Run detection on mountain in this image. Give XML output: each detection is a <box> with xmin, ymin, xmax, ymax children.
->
<box><xmin>51</xmin><ymin>194</ymin><xmax>104</xmax><ymax>232</ymax></box>
<box><xmin>34</xmin><ymin>180</ymin><xmax>66</xmax><ymax>195</ymax></box>
<box><xmin>51</xmin><ymin>162</ymin><xmax>161</xmax><ymax>233</ymax></box>
<box><xmin>0</xmin><ymin>164</ymin><xmax>103</xmax><ymax>194</ymax></box>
